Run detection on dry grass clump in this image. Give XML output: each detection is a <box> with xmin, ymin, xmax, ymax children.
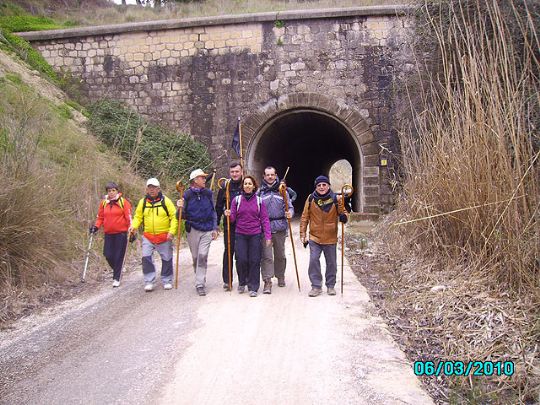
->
<box><xmin>379</xmin><ymin>0</ymin><xmax>540</xmax><ymax>402</ymax></box>
<box><xmin>44</xmin><ymin>0</ymin><xmax>404</xmax><ymax>26</ymax></box>
<box><xmin>0</xmin><ymin>67</ymin><xmax>143</xmax><ymax>325</ymax></box>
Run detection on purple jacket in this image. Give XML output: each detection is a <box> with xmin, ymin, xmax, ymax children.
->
<box><xmin>230</xmin><ymin>194</ymin><xmax>271</xmax><ymax>240</ymax></box>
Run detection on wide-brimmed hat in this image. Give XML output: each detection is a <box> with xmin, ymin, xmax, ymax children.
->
<box><xmin>189</xmin><ymin>169</ymin><xmax>208</xmax><ymax>181</ymax></box>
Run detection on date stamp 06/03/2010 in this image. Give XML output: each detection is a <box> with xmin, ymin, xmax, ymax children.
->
<box><xmin>413</xmin><ymin>360</ymin><xmax>515</xmax><ymax>377</ymax></box>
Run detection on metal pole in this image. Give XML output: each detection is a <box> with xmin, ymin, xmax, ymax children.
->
<box><xmin>238</xmin><ymin>117</ymin><xmax>244</xmax><ymax>170</ymax></box>
<box><xmin>81</xmin><ymin>233</ymin><xmax>94</xmax><ymax>282</ymax></box>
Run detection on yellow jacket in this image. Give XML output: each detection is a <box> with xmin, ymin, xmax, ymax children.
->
<box><xmin>132</xmin><ymin>195</ymin><xmax>178</xmax><ymax>238</ymax></box>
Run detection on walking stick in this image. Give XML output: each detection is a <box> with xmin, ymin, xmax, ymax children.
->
<box><xmin>81</xmin><ymin>232</ymin><xmax>94</xmax><ymax>282</ymax></box>
<box><xmin>279</xmin><ymin>182</ymin><xmax>301</xmax><ymax>292</ymax></box>
<box><xmin>339</xmin><ymin>184</ymin><xmax>354</xmax><ymax>295</ymax></box>
<box><xmin>209</xmin><ymin>169</ymin><xmax>217</xmax><ymax>192</ymax></box>
<box><xmin>175</xmin><ymin>181</ymin><xmax>185</xmax><ymax>289</ymax></box>
<box><xmin>225</xmin><ymin>179</ymin><xmax>233</xmax><ymax>291</ymax></box>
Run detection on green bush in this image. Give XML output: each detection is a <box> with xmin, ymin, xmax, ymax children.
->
<box><xmin>0</xmin><ymin>29</ymin><xmax>59</xmax><ymax>84</ymax></box>
<box><xmin>0</xmin><ymin>15</ymin><xmax>62</xmax><ymax>32</ymax></box>
<box><xmin>88</xmin><ymin>100</ymin><xmax>211</xmax><ymax>186</ymax></box>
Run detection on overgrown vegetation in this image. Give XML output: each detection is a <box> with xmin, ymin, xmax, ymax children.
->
<box><xmin>380</xmin><ymin>0</ymin><xmax>540</xmax><ymax>402</ymax></box>
<box><xmin>0</xmin><ymin>58</ymin><xmax>143</xmax><ymax>325</ymax></box>
<box><xmin>7</xmin><ymin>0</ymin><xmax>405</xmax><ymax>27</ymax></box>
<box><xmin>88</xmin><ymin>99</ymin><xmax>211</xmax><ymax>188</ymax></box>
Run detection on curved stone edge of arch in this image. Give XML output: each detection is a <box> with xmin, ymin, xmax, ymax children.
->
<box><xmin>242</xmin><ymin>92</ymin><xmax>381</xmax><ymax>215</ymax></box>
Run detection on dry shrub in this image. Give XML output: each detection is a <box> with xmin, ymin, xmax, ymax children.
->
<box><xmin>386</xmin><ymin>0</ymin><xmax>539</xmax><ymax>402</ymax></box>
<box><xmin>0</xmin><ymin>71</ymin><xmax>144</xmax><ymax>325</ymax></box>
<box><xmin>0</xmin><ymin>82</ymin><xmax>70</xmax><ymax>293</ymax></box>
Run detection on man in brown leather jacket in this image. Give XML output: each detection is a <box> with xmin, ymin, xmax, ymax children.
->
<box><xmin>300</xmin><ymin>175</ymin><xmax>348</xmax><ymax>297</ymax></box>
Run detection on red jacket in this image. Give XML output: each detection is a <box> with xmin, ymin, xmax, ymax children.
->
<box><xmin>95</xmin><ymin>194</ymin><xmax>132</xmax><ymax>234</ymax></box>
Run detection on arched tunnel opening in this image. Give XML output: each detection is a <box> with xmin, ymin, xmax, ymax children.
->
<box><xmin>248</xmin><ymin>110</ymin><xmax>362</xmax><ymax>214</ymax></box>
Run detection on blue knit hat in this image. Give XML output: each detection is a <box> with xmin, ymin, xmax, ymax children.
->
<box><xmin>314</xmin><ymin>175</ymin><xmax>330</xmax><ymax>187</ymax></box>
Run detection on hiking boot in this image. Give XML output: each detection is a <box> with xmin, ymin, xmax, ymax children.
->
<box><xmin>237</xmin><ymin>285</ymin><xmax>246</xmax><ymax>294</ymax></box>
<box><xmin>263</xmin><ymin>279</ymin><xmax>272</xmax><ymax>294</ymax></box>
<box><xmin>308</xmin><ymin>288</ymin><xmax>322</xmax><ymax>297</ymax></box>
<box><xmin>327</xmin><ymin>287</ymin><xmax>336</xmax><ymax>296</ymax></box>
<box><xmin>249</xmin><ymin>291</ymin><xmax>258</xmax><ymax>297</ymax></box>
<box><xmin>196</xmin><ymin>286</ymin><xmax>206</xmax><ymax>296</ymax></box>
<box><xmin>144</xmin><ymin>283</ymin><xmax>154</xmax><ymax>292</ymax></box>
<box><xmin>112</xmin><ymin>280</ymin><xmax>120</xmax><ymax>288</ymax></box>
<box><xmin>163</xmin><ymin>283</ymin><xmax>173</xmax><ymax>290</ymax></box>
<box><xmin>223</xmin><ymin>283</ymin><xmax>231</xmax><ymax>292</ymax></box>
<box><xmin>277</xmin><ymin>278</ymin><xmax>286</xmax><ymax>287</ymax></box>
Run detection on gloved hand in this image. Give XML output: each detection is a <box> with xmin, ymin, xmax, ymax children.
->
<box><xmin>339</xmin><ymin>213</ymin><xmax>348</xmax><ymax>224</ymax></box>
<box><xmin>89</xmin><ymin>225</ymin><xmax>98</xmax><ymax>234</ymax></box>
<box><xmin>129</xmin><ymin>233</ymin><xmax>137</xmax><ymax>243</ymax></box>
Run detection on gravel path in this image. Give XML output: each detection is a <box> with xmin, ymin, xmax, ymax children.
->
<box><xmin>0</xmin><ymin>223</ymin><xmax>432</xmax><ymax>405</ymax></box>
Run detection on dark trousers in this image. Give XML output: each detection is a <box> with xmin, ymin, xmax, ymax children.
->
<box><xmin>235</xmin><ymin>233</ymin><xmax>262</xmax><ymax>292</ymax></box>
<box><xmin>103</xmin><ymin>232</ymin><xmax>128</xmax><ymax>281</ymax></box>
<box><xmin>222</xmin><ymin>223</ymin><xmax>238</xmax><ymax>284</ymax></box>
<box><xmin>307</xmin><ymin>240</ymin><xmax>337</xmax><ymax>288</ymax></box>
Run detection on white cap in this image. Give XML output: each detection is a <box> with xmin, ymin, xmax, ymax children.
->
<box><xmin>146</xmin><ymin>178</ymin><xmax>160</xmax><ymax>187</ymax></box>
<box><xmin>189</xmin><ymin>169</ymin><xmax>208</xmax><ymax>181</ymax></box>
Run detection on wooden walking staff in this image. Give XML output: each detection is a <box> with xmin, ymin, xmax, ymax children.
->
<box><xmin>174</xmin><ymin>181</ymin><xmax>185</xmax><ymax>289</ymax></box>
<box><xmin>279</xmin><ymin>182</ymin><xmax>301</xmax><ymax>292</ymax></box>
<box><xmin>339</xmin><ymin>184</ymin><xmax>354</xmax><ymax>295</ymax></box>
<box><xmin>225</xmin><ymin>179</ymin><xmax>233</xmax><ymax>291</ymax></box>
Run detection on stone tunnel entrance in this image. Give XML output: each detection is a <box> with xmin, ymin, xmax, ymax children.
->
<box><xmin>247</xmin><ymin>109</ymin><xmax>362</xmax><ymax>213</ymax></box>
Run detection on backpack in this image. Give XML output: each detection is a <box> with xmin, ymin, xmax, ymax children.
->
<box><xmin>236</xmin><ymin>195</ymin><xmax>262</xmax><ymax>213</ymax></box>
<box><xmin>307</xmin><ymin>194</ymin><xmax>339</xmax><ymax>212</ymax></box>
<box><xmin>184</xmin><ymin>188</ymin><xmax>213</xmax><ymax>211</ymax></box>
<box><xmin>102</xmin><ymin>196</ymin><xmax>126</xmax><ymax>210</ymax></box>
<box><xmin>141</xmin><ymin>196</ymin><xmax>171</xmax><ymax>227</ymax></box>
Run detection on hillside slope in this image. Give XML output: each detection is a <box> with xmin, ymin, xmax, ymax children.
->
<box><xmin>0</xmin><ymin>48</ymin><xmax>144</xmax><ymax>325</ymax></box>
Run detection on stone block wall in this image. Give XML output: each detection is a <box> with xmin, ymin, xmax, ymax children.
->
<box><xmin>20</xmin><ymin>6</ymin><xmax>415</xmax><ymax>214</ymax></box>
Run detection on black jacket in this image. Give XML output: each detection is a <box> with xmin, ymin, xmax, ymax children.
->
<box><xmin>215</xmin><ymin>178</ymin><xmax>242</xmax><ymax>226</ymax></box>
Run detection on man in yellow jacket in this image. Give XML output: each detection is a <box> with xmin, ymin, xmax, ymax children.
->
<box><xmin>129</xmin><ymin>178</ymin><xmax>178</xmax><ymax>292</ymax></box>
<box><xmin>300</xmin><ymin>175</ymin><xmax>348</xmax><ymax>297</ymax></box>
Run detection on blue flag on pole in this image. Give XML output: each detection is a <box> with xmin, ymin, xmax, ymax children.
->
<box><xmin>231</xmin><ymin>119</ymin><xmax>241</xmax><ymax>157</ymax></box>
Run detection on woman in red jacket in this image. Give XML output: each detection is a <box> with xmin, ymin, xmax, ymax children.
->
<box><xmin>90</xmin><ymin>182</ymin><xmax>132</xmax><ymax>287</ymax></box>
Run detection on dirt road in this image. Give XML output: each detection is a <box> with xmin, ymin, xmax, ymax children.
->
<box><xmin>0</xmin><ymin>224</ymin><xmax>432</xmax><ymax>404</ymax></box>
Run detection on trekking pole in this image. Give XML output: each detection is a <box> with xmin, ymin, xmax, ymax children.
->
<box><xmin>279</xmin><ymin>182</ymin><xmax>301</xmax><ymax>292</ymax></box>
<box><xmin>81</xmin><ymin>232</ymin><xmax>94</xmax><ymax>282</ymax></box>
<box><xmin>175</xmin><ymin>181</ymin><xmax>185</xmax><ymax>289</ymax></box>
<box><xmin>225</xmin><ymin>179</ymin><xmax>233</xmax><ymax>292</ymax></box>
<box><xmin>119</xmin><ymin>234</ymin><xmax>130</xmax><ymax>281</ymax></box>
<box><xmin>339</xmin><ymin>184</ymin><xmax>354</xmax><ymax>295</ymax></box>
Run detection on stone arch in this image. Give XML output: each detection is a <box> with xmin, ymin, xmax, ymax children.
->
<box><xmin>242</xmin><ymin>93</ymin><xmax>380</xmax><ymax>214</ymax></box>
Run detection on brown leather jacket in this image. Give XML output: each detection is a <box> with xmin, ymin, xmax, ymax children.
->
<box><xmin>300</xmin><ymin>195</ymin><xmax>347</xmax><ymax>245</ymax></box>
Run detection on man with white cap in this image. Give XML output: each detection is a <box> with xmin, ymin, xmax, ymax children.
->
<box><xmin>177</xmin><ymin>169</ymin><xmax>219</xmax><ymax>296</ymax></box>
<box><xmin>130</xmin><ymin>178</ymin><xmax>178</xmax><ymax>291</ymax></box>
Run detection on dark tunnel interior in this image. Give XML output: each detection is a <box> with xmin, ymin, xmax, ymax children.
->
<box><xmin>249</xmin><ymin>110</ymin><xmax>360</xmax><ymax>213</ymax></box>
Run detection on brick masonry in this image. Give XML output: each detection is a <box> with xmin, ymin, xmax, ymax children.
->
<box><xmin>20</xmin><ymin>6</ymin><xmax>415</xmax><ymax>215</ymax></box>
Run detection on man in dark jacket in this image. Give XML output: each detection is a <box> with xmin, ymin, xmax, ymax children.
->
<box><xmin>215</xmin><ymin>162</ymin><xmax>243</xmax><ymax>291</ymax></box>
<box><xmin>178</xmin><ymin>169</ymin><xmax>218</xmax><ymax>296</ymax></box>
<box><xmin>258</xmin><ymin>166</ymin><xmax>294</xmax><ymax>293</ymax></box>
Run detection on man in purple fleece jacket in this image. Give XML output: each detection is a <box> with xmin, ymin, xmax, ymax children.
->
<box><xmin>225</xmin><ymin>175</ymin><xmax>271</xmax><ymax>297</ymax></box>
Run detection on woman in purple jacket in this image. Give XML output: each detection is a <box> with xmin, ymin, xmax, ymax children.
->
<box><xmin>225</xmin><ymin>175</ymin><xmax>271</xmax><ymax>297</ymax></box>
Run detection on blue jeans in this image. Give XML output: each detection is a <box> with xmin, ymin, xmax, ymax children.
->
<box><xmin>308</xmin><ymin>240</ymin><xmax>337</xmax><ymax>289</ymax></box>
<box><xmin>235</xmin><ymin>233</ymin><xmax>262</xmax><ymax>292</ymax></box>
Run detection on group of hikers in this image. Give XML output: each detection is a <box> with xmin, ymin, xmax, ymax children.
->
<box><xmin>90</xmin><ymin>162</ymin><xmax>349</xmax><ymax>297</ymax></box>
